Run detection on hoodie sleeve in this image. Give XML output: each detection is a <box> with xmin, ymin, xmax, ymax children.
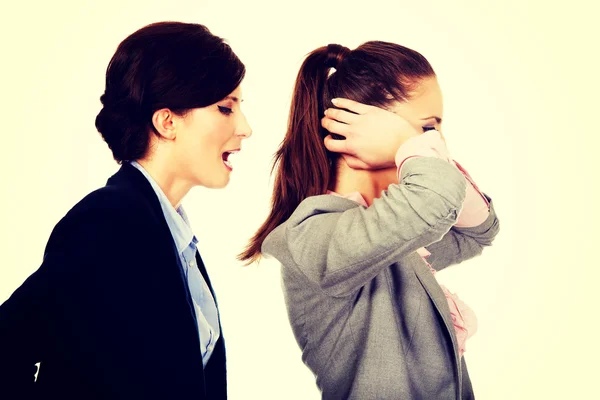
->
<box><xmin>263</xmin><ymin>156</ymin><xmax>467</xmax><ymax>298</ymax></box>
<box><xmin>425</xmin><ymin>194</ymin><xmax>500</xmax><ymax>271</ymax></box>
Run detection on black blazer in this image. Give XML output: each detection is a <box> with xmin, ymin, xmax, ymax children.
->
<box><xmin>0</xmin><ymin>163</ymin><xmax>227</xmax><ymax>399</ymax></box>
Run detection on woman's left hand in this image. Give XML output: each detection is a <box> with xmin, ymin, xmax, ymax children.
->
<box><xmin>321</xmin><ymin>98</ymin><xmax>420</xmax><ymax>170</ymax></box>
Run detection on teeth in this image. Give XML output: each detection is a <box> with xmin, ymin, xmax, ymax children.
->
<box><xmin>223</xmin><ymin>150</ymin><xmax>238</xmax><ymax>169</ymax></box>
<box><xmin>227</xmin><ymin>151</ymin><xmax>238</xmax><ymax>166</ymax></box>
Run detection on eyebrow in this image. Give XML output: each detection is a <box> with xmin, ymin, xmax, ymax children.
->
<box><xmin>224</xmin><ymin>96</ymin><xmax>243</xmax><ymax>103</ymax></box>
<box><xmin>421</xmin><ymin>116</ymin><xmax>442</xmax><ymax>123</ymax></box>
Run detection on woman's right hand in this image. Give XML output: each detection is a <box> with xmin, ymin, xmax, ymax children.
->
<box><xmin>321</xmin><ymin>98</ymin><xmax>420</xmax><ymax>169</ymax></box>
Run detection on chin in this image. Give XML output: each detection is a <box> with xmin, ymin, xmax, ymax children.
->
<box><xmin>215</xmin><ymin>180</ymin><xmax>230</xmax><ymax>189</ymax></box>
<box><xmin>193</xmin><ymin>165</ymin><xmax>231</xmax><ymax>189</ymax></box>
<box><xmin>204</xmin><ymin>175</ymin><xmax>231</xmax><ymax>189</ymax></box>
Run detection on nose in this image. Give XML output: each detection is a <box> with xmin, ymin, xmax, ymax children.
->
<box><xmin>236</xmin><ymin>112</ymin><xmax>252</xmax><ymax>139</ymax></box>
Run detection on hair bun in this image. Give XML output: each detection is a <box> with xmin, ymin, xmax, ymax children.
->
<box><xmin>95</xmin><ymin>95</ymin><xmax>147</xmax><ymax>162</ymax></box>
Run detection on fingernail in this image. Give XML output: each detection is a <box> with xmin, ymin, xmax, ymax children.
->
<box><xmin>331</xmin><ymin>98</ymin><xmax>339</xmax><ymax>105</ymax></box>
<box><xmin>324</xmin><ymin>109</ymin><xmax>328</xmax><ymax>116</ymax></box>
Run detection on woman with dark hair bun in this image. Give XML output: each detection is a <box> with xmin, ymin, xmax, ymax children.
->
<box><xmin>0</xmin><ymin>21</ymin><xmax>251</xmax><ymax>399</ymax></box>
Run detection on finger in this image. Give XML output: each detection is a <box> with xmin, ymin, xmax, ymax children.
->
<box><xmin>331</xmin><ymin>98</ymin><xmax>372</xmax><ymax>115</ymax></box>
<box><xmin>324</xmin><ymin>135</ymin><xmax>352</xmax><ymax>154</ymax></box>
<box><xmin>321</xmin><ymin>117</ymin><xmax>352</xmax><ymax>136</ymax></box>
<box><xmin>324</xmin><ymin>108</ymin><xmax>358</xmax><ymax>125</ymax></box>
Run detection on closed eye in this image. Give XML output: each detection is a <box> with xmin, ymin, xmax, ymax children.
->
<box><xmin>218</xmin><ymin>106</ymin><xmax>233</xmax><ymax>115</ymax></box>
<box><xmin>422</xmin><ymin>126</ymin><xmax>436</xmax><ymax>132</ymax></box>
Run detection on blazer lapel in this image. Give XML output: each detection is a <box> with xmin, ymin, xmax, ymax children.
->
<box><xmin>409</xmin><ymin>251</ymin><xmax>462</xmax><ymax>396</ymax></box>
<box><xmin>194</xmin><ymin>252</ymin><xmax>219</xmax><ymax>307</ymax></box>
<box><xmin>410</xmin><ymin>253</ymin><xmax>457</xmax><ymax>342</ymax></box>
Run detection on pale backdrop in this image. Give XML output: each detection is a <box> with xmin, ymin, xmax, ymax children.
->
<box><xmin>0</xmin><ymin>0</ymin><xmax>598</xmax><ymax>399</ymax></box>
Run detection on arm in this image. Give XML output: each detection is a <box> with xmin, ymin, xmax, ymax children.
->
<box><xmin>264</xmin><ymin>155</ymin><xmax>467</xmax><ymax>297</ymax></box>
<box><xmin>425</xmin><ymin>192</ymin><xmax>499</xmax><ymax>271</ymax></box>
<box><xmin>320</xmin><ymin>97</ymin><xmax>498</xmax><ymax>274</ymax></box>
<box><xmin>424</xmin><ymin>161</ymin><xmax>500</xmax><ymax>271</ymax></box>
<box><xmin>1</xmin><ymin>201</ymin><xmax>202</xmax><ymax>398</ymax></box>
<box><xmin>0</xmin><ymin>264</ymin><xmax>46</xmax><ymax>398</ymax></box>
<box><xmin>395</xmin><ymin>131</ymin><xmax>500</xmax><ymax>270</ymax></box>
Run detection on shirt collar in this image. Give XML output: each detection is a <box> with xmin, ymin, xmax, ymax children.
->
<box><xmin>130</xmin><ymin>161</ymin><xmax>195</xmax><ymax>255</ymax></box>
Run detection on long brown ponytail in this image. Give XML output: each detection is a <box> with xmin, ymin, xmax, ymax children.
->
<box><xmin>238</xmin><ymin>44</ymin><xmax>348</xmax><ymax>264</ymax></box>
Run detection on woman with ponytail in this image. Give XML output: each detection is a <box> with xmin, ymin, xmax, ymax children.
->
<box><xmin>0</xmin><ymin>22</ymin><xmax>251</xmax><ymax>399</ymax></box>
<box><xmin>241</xmin><ymin>42</ymin><xmax>499</xmax><ymax>399</ymax></box>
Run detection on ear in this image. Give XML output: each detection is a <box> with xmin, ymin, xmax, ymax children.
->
<box><xmin>151</xmin><ymin>108</ymin><xmax>177</xmax><ymax>140</ymax></box>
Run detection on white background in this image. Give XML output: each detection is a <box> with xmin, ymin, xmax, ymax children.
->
<box><xmin>0</xmin><ymin>1</ymin><xmax>598</xmax><ymax>398</ymax></box>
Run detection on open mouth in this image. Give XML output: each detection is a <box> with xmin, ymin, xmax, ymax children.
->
<box><xmin>221</xmin><ymin>150</ymin><xmax>239</xmax><ymax>171</ymax></box>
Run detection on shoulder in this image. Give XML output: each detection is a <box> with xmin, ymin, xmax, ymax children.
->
<box><xmin>45</xmin><ymin>184</ymin><xmax>161</xmax><ymax>254</ymax></box>
<box><xmin>64</xmin><ymin>181</ymin><xmax>162</xmax><ymax>229</ymax></box>
<box><xmin>288</xmin><ymin>194</ymin><xmax>360</xmax><ymax>225</ymax></box>
<box><xmin>262</xmin><ymin>194</ymin><xmax>359</xmax><ymax>258</ymax></box>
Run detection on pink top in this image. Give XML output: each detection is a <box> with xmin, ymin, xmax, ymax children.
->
<box><xmin>328</xmin><ymin>130</ymin><xmax>490</xmax><ymax>357</ymax></box>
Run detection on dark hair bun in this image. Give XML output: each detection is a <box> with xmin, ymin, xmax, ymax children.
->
<box><xmin>95</xmin><ymin>93</ymin><xmax>148</xmax><ymax>163</ymax></box>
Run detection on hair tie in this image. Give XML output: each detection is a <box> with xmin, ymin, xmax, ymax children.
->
<box><xmin>325</xmin><ymin>44</ymin><xmax>350</xmax><ymax>69</ymax></box>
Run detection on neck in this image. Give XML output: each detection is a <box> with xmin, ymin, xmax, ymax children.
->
<box><xmin>136</xmin><ymin>152</ymin><xmax>192</xmax><ymax>209</ymax></box>
<box><xmin>332</xmin><ymin>159</ymin><xmax>398</xmax><ymax>206</ymax></box>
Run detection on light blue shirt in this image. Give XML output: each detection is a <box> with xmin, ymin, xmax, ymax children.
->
<box><xmin>130</xmin><ymin>161</ymin><xmax>220</xmax><ymax>367</ymax></box>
